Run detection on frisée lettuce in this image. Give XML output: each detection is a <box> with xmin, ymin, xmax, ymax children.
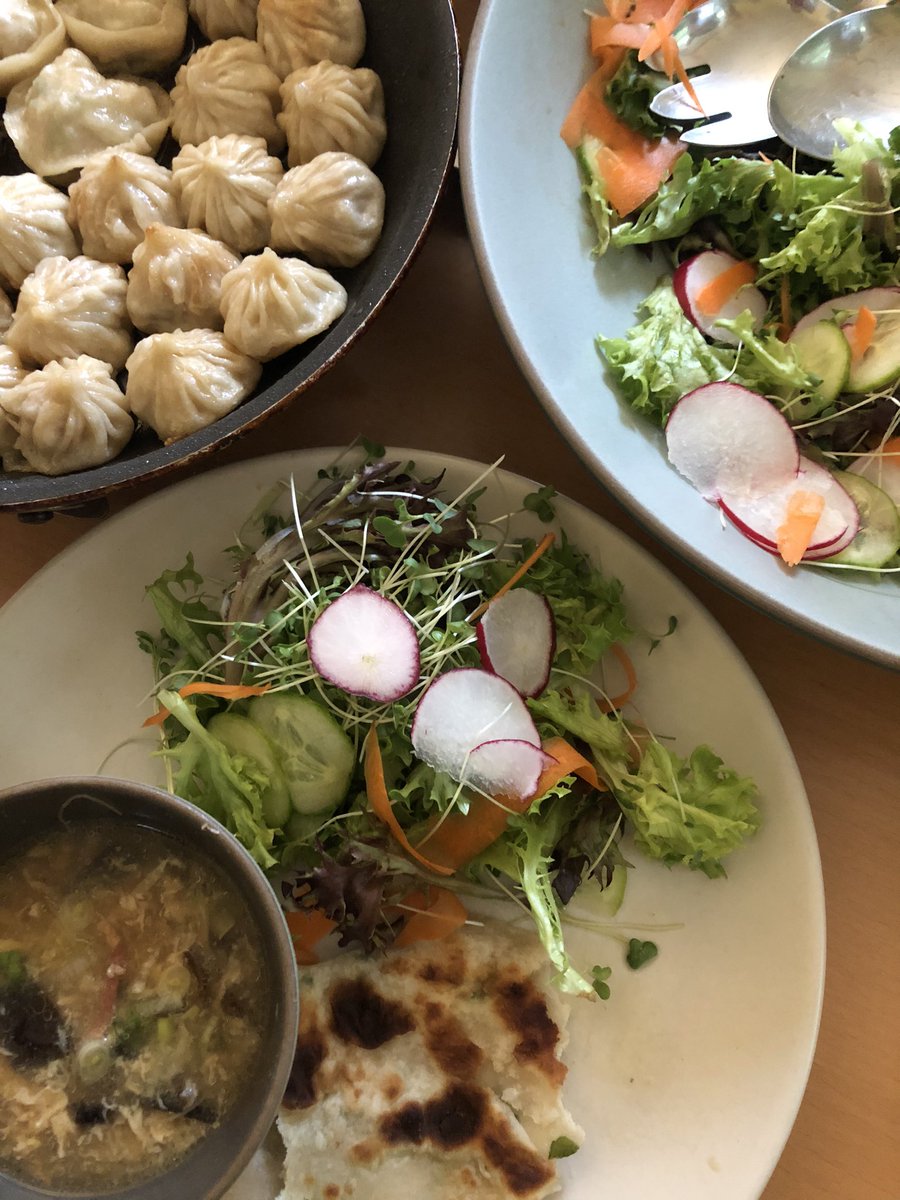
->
<box><xmin>138</xmin><ymin>448</ymin><xmax>761</xmax><ymax>998</ymax></box>
<box><xmin>568</xmin><ymin>20</ymin><xmax>900</xmax><ymax>575</ymax></box>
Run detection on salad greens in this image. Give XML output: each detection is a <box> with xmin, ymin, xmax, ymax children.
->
<box><xmin>139</xmin><ymin>448</ymin><xmax>760</xmax><ymax>998</ymax></box>
<box><xmin>572</xmin><ymin>30</ymin><xmax>900</xmax><ymax>574</ymax></box>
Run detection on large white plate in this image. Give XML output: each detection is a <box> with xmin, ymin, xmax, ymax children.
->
<box><xmin>0</xmin><ymin>449</ymin><xmax>824</xmax><ymax>1200</ymax></box>
<box><xmin>459</xmin><ymin>0</ymin><xmax>899</xmax><ymax>669</ymax></box>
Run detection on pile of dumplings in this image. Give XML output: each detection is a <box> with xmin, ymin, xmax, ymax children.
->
<box><xmin>0</xmin><ymin>0</ymin><xmax>387</xmax><ymax>477</ymax></box>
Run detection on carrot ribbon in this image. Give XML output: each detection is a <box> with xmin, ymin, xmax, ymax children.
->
<box><xmin>143</xmin><ymin>682</ymin><xmax>271</xmax><ymax>727</ymax></box>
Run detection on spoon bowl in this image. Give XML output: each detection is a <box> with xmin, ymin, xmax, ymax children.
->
<box><xmin>768</xmin><ymin>6</ymin><xmax>900</xmax><ymax>159</ymax></box>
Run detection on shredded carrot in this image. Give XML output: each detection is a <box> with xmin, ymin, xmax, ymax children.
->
<box><xmin>596</xmin><ymin>137</ymin><xmax>685</xmax><ymax>216</ymax></box>
<box><xmin>660</xmin><ymin>30</ymin><xmax>677</xmax><ymax>78</ymax></box>
<box><xmin>673</xmin><ymin>54</ymin><xmax>704</xmax><ymax>114</ymax></box>
<box><xmin>143</xmin><ymin>682</ymin><xmax>271</xmax><ymax>726</ymax></box>
<box><xmin>285</xmin><ymin>907</ymin><xmax>337</xmax><ymax>965</ymax></box>
<box><xmin>414</xmin><ymin>793</ymin><xmax>524</xmax><ymax>874</ymax></box>
<box><xmin>758</xmin><ymin>151</ymin><xmax>773</xmax><ymax>165</ymax></box>
<box><xmin>415</xmin><ymin>737</ymin><xmax>606</xmax><ymax>873</ymax></box>
<box><xmin>846</xmin><ymin>305</ymin><xmax>877</xmax><ymax>363</ymax></box>
<box><xmin>365</xmin><ymin>725</ymin><xmax>454</xmax><ymax>876</ymax></box>
<box><xmin>777</xmin><ymin>490</ymin><xmax>826</xmax><ymax>566</ymax></box>
<box><xmin>695</xmin><ymin>260</ymin><xmax>757</xmax><ymax>317</ymax></box>
<box><xmin>631</xmin><ymin>0</ymin><xmax>681</xmax><ymax>19</ymax></box>
<box><xmin>591</xmin><ymin>17</ymin><xmax>651</xmax><ymax>52</ymax></box>
<box><xmin>539</xmin><ymin>736</ymin><xmax>605</xmax><ymax>791</ymax></box>
<box><xmin>778</xmin><ymin>275</ymin><xmax>793</xmax><ymax>340</ymax></box>
<box><xmin>469</xmin><ymin>532</ymin><xmax>556</xmax><ymax>622</ymax></box>
<box><xmin>392</xmin><ymin>887</ymin><xmax>468</xmax><ymax>949</ymax></box>
<box><xmin>597</xmin><ymin>643</ymin><xmax>638</xmax><ymax>713</ymax></box>
<box><xmin>560</xmin><ymin>66</ymin><xmax>685</xmax><ymax>216</ymax></box>
<box><xmin>638</xmin><ymin>0</ymin><xmax>692</xmax><ymax>62</ymax></box>
<box><xmin>561</xmin><ymin>69</ymin><xmax>608</xmax><ymax>149</ymax></box>
<box><xmin>882</xmin><ymin>437</ymin><xmax>900</xmax><ymax>457</ymax></box>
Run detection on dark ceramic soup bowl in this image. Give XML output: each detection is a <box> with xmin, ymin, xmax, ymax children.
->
<box><xmin>0</xmin><ymin>776</ymin><xmax>299</xmax><ymax>1200</ymax></box>
<box><xmin>0</xmin><ymin>0</ymin><xmax>460</xmax><ymax>515</ymax></box>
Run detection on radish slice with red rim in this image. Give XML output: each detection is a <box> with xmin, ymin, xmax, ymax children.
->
<box><xmin>666</xmin><ymin>382</ymin><xmax>799</xmax><ymax>499</ymax></box>
<box><xmin>411</xmin><ymin>668</ymin><xmax>540</xmax><ymax>783</ymax></box>
<box><xmin>476</xmin><ymin>588</ymin><xmax>556</xmax><ymax>698</ymax></box>
<box><xmin>673</xmin><ymin>250</ymin><xmax>767</xmax><ymax>346</ymax></box>
<box><xmin>718</xmin><ymin>458</ymin><xmax>859</xmax><ymax>561</ymax></box>
<box><xmin>793</xmin><ymin>286</ymin><xmax>900</xmax><ymax>335</ymax></box>
<box><xmin>307</xmin><ymin>584</ymin><xmax>420</xmax><ymax>703</ymax></box>
<box><xmin>461</xmin><ymin>738</ymin><xmax>556</xmax><ymax>802</ymax></box>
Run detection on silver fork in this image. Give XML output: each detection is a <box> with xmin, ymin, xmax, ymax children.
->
<box><xmin>648</xmin><ymin>0</ymin><xmax>856</xmax><ymax>147</ymax></box>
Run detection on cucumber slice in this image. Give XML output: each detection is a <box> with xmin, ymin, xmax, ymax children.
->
<box><xmin>793</xmin><ymin>288</ymin><xmax>900</xmax><ymax>393</ymax></box>
<box><xmin>847</xmin><ymin>308</ymin><xmax>900</xmax><ymax>393</ymax></box>
<box><xmin>207</xmin><ymin>712</ymin><xmax>292</xmax><ymax>829</ymax></box>
<box><xmin>823</xmin><ymin>471</ymin><xmax>900</xmax><ymax>568</ymax></box>
<box><xmin>284</xmin><ymin>810</ymin><xmax>328</xmax><ymax>844</ymax></box>
<box><xmin>786</xmin><ymin>320</ymin><xmax>849</xmax><ymax>415</ymax></box>
<box><xmin>565</xmin><ymin>866</ymin><xmax>627</xmax><ymax>920</ymax></box>
<box><xmin>248</xmin><ymin>693</ymin><xmax>355</xmax><ymax>815</ymax></box>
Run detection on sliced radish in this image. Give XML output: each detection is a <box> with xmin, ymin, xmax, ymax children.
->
<box><xmin>666</xmin><ymin>382</ymin><xmax>799</xmax><ymax>499</ymax></box>
<box><xmin>793</xmin><ymin>287</ymin><xmax>900</xmax><ymax>335</ymax></box>
<box><xmin>719</xmin><ymin>458</ymin><xmax>860</xmax><ymax>561</ymax></box>
<box><xmin>673</xmin><ymin>250</ymin><xmax>767</xmax><ymax>346</ymax></box>
<box><xmin>476</xmin><ymin>588</ymin><xmax>555</xmax><ymax>698</ymax></box>
<box><xmin>307</xmin><ymin>584</ymin><xmax>419</xmax><ymax>703</ymax></box>
<box><xmin>411</xmin><ymin>668</ymin><xmax>540</xmax><ymax>783</ymax></box>
<box><xmin>461</xmin><ymin>739</ymin><xmax>556</xmax><ymax>802</ymax></box>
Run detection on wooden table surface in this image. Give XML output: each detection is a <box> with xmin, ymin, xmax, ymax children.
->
<box><xmin>1</xmin><ymin>3</ymin><xmax>898</xmax><ymax>1197</ymax></box>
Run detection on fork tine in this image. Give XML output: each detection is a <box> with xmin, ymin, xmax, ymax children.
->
<box><xmin>680</xmin><ymin>112</ymin><xmax>776</xmax><ymax>147</ymax></box>
<box><xmin>651</xmin><ymin>81</ymin><xmax>713</xmax><ymax>122</ymax></box>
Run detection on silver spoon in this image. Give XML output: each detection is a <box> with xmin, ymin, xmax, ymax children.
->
<box><xmin>648</xmin><ymin>0</ymin><xmax>845</xmax><ymax>148</ymax></box>
<box><xmin>768</xmin><ymin>5</ymin><xmax>900</xmax><ymax>159</ymax></box>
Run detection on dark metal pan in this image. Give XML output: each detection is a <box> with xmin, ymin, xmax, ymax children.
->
<box><xmin>0</xmin><ymin>0</ymin><xmax>460</xmax><ymax>516</ymax></box>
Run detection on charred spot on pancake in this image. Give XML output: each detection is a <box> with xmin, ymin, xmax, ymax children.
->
<box><xmin>324</xmin><ymin>1186</ymin><xmax>340</xmax><ymax>1199</ymax></box>
<box><xmin>380</xmin><ymin>1100</ymin><xmax>425</xmax><ymax>1145</ymax></box>
<box><xmin>329</xmin><ymin>977</ymin><xmax>413</xmax><ymax>1050</ymax></box>
<box><xmin>426</xmin><ymin>1083</ymin><xmax>486</xmax><ymax>1148</ymax></box>
<box><xmin>416</xmin><ymin>946</ymin><xmax>466</xmax><ymax>987</ymax></box>
<box><xmin>380</xmin><ymin>1072</ymin><xmax>403</xmax><ymax>1102</ymax></box>
<box><xmin>349</xmin><ymin>1138</ymin><xmax>378</xmax><ymax>1165</ymax></box>
<box><xmin>422</xmin><ymin>1004</ymin><xmax>483</xmax><ymax>1078</ymax></box>
<box><xmin>283</xmin><ymin>1023</ymin><xmax>326</xmax><ymax>1109</ymax></box>
<box><xmin>379</xmin><ymin>1083</ymin><xmax>486</xmax><ymax>1151</ymax></box>
<box><xmin>483</xmin><ymin>1129</ymin><xmax>555</xmax><ymax>1196</ymax></box>
<box><xmin>494</xmin><ymin>976</ymin><xmax>565</xmax><ymax>1086</ymax></box>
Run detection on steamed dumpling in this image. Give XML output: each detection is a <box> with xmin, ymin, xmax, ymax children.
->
<box><xmin>220</xmin><ymin>248</ymin><xmax>347</xmax><ymax>360</ymax></box>
<box><xmin>0</xmin><ymin>345</ymin><xmax>25</xmax><ymax>393</ymax></box>
<box><xmin>126</xmin><ymin>224</ymin><xmax>240</xmax><ymax>334</ymax></box>
<box><xmin>0</xmin><ymin>174</ymin><xmax>79</xmax><ymax>291</ymax></box>
<box><xmin>170</xmin><ymin>38</ymin><xmax>284</xmax><ymax>153</ymax></box>
<box><xmin>0</xmin><ymin>355</ymin><xmax>133</xmax><ymax>474</ymax></box>
<box><xmin>55</xmin><ymin>0</ymin><xmax>188</xmax><ymax>74</ymax></box>
<box><xmin>4</xmin><ymin>49</ymin><xmax>172</xmax><ymax>180</ymax></box>
<box><xmin>0</xmin><ymin>346</ymin><xmax>26</xmax><ymax>468</ymax></box>
<box><xmin>69</xmin><ymin>150</ymin><xmax>182</xmax><ymax>265</ymax></box>
<box><xmin>0</xmin><ymin>291</ymin><xmax>12</xmax><ymax>341</ymax></box>
<box><xmin>279</xmin><ymin>61</ymin><xmax>385</xmax><ymax>168</ymax></box>
<box><xmin>125</xmin><ymin>329</ymin><xmax>261</xmax><ymax>442</ymax></box>
<box><xmin>0</xmin><ymin>0</ymin><xmax>65</xmax><ymax>96</ymax></box>
<box><xmin>269</xmin><ymin>152</ymin><xmax>385</xmax><ymax>268</ymax></box>
<box><xmin>189</xmin><ymin>0</ymin><xmax>257</xmax><ymax>40</ymax></box>
<box><xmin>256</xmin><ymin>0</ymin><xmax>365</xmax><ymax>77</ymax></box>
<box><xmin>171</xmin><ymin>135</ymin><xmax>282</xmax><ymax>254</ymax></box>
<box><xmin>8</xmin><ymin>257</ymin><xmax>132</xmax><ymax>371</ymax></box>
